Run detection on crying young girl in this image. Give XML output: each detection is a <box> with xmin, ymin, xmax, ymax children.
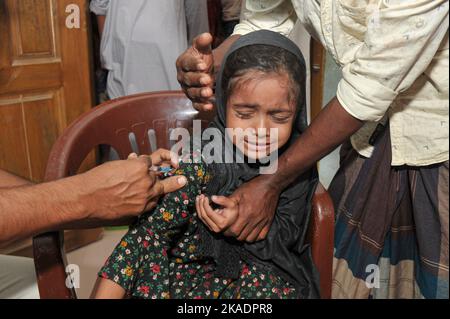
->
<box><xmin>93</xmin><ymin>30</ymin><xmax>320</xmax><ymax>299</ymax></box>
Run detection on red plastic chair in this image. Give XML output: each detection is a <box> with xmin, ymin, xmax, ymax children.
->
<box><xmin>33</xmin><ymin>91</ymin><xmax>334</xmax><ymax>299</ymax></box>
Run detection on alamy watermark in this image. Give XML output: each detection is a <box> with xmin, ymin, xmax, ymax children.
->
<box><xmin>65</xmin><ymin>4</ymin><xmax>80</xmax><ymax>29</ymax></box>
<box><xmin>170</xmin><ymin>120</ymin><xmax>280</xmax><ymax>174</ymax></box>
<box><xmin>65</xmin><ymin>264</ymin><xmax>80</xmax><ymax>289</ymax></box>
<box><xmin>365</xmin><ymin>264</ymin><xmax>380</xmax><ymax>289</ymax></box>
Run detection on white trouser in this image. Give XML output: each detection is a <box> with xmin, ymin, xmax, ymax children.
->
<box><xmin>0</xmin><ymin>255</ymin><xmax>40</xmax><ymax>299</ymax></box>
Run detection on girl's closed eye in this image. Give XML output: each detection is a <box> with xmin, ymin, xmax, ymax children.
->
<box><xmin>233</xmin><ymin>104</ymin><xmax>257</xmax><ymax>119</ymax></box>
<box><xmin>235</xmin><ymin>111</ymin><xmax>255</xmax><ymax>119</ymax></box>
<box><xmin>270</xmin><ymin>111</ymin><xmax>293</xmax><ymax>123</ymax></box>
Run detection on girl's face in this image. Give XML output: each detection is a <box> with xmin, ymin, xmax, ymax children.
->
<box><xmin>226</xmin><ymin>71</ymin><xmax>296</xmax><ymax>160</ymax></box>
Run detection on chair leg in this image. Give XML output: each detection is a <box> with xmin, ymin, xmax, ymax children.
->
<box><xmin>309</xmin><ymin>183</ymin><xmax>335</xmax><ymax>299</ymax></box>
<box><xmin>33</xmin><ymin>231</ymin><xmax>76</xmax><ymax>299</ymax></box>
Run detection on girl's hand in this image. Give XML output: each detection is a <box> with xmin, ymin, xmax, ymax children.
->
<box><xmin>196</xmin><ymin>194</ymin><xmax>238</xmax><ymax>233</ymax></box>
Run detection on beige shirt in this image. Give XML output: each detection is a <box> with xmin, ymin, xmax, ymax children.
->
<box><xmin>233</xmin><ymin>0</ymin><xmax>449</xmax><ymax>166</ymax></box>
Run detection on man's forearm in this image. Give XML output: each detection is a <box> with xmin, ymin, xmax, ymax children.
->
<box><xmin>0</xmin><ymin>175</ymin><xmax>89</xmax><ymax>247</ymax></box>
<box><xmin>268</xmin><ymin>97</ymin><xmax>364</xmax><ymax>190</ymax></box>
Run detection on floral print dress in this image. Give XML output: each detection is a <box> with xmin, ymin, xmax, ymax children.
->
<box><xmin>99</xmin><ymin>158</ymin><xmax>297</xmax><ymax>299</ymax></box>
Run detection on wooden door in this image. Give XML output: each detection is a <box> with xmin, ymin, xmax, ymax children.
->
<box><xmin>0</xmin><ymin>0</ymin><xmax>102</xmax><ymax>258</ymax></box>
<box><xmin>0</xmin><ymin>0</ymin><xmax>94</xmax><ymax>182</ymax></box>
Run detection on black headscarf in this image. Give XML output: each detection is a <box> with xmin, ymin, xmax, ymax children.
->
<box><xmin>199</xmin><ymin>30</ymin><xmax>320</xmax><ymax>299</ymax></box>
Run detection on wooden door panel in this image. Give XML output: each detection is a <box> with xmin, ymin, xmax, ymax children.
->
<box><xmin>0</xmin><ymin>100</ymin><xmax>30</xmax><ymax>179</ymax></box>
<box><xmin>0</xmin><ymin>64</ymin><xmax>62</xmax><ymax>94</ymax></box>
<box><xmin>0</xmin><ymin>0</ymin><xmax>94</xmax><ymax>182</ymax></box>
<box><xmin>9</xmin><ymin>0</ymin><xmax>58</xmax><ymax>59</ymax></box>
<box><xmin>0</xmin><ymin>91</ymin><xmax>64</xmax><ymax>182</ymax></box>
<box><xmin>58</xmin><ymin>0</ymin><xmax>94</xmax><ymax>124</ymax></box>
<box><xmin>23</xmin><ymin>91</ymin><xmax>64</xmax><ymax>182</ymax></box>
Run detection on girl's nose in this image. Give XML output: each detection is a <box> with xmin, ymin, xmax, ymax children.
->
<box><xmin>256</xmin><ymin>115</ymin><xmax>270</xmax><ymax>130</ymax></box>
<box><xmin>254</xmin><ymin>116</ymin><xmax>270</xmax><ymax>138</ymax></box>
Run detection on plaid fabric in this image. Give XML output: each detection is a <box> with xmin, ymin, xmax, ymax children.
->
<box><xmin>329</xmin><ymin>126</ymin><xmax>449</xmax><ymax>299</ymax></box>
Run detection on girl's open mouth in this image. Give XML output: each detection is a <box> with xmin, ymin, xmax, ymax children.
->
<box><xmin>244</xmin><ymin>138</ymin><xmax>275</xmax><ymax>153</ymax></box>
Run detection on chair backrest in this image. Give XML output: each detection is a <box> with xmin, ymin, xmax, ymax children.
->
<box><xmin>33</xmin><ymin>91</ymin><xmax>333</xmax><ymax>299</ymax></box>
<box><xmin>44</xmin><ymin>91</ymin><xmax>215</xmax><ymax>180</ymax></box>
